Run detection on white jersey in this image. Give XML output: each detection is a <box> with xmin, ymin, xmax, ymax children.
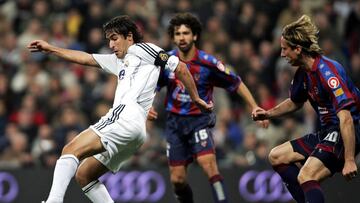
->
<box><xmin>92</xmin><ymin>42</ymin><xmax>179</xmax><ymax>116</ymax></box>
<box><xmin>90</xmin><ymin>43</ymin><xmax>180</xmax><ymax>172</ymax></box>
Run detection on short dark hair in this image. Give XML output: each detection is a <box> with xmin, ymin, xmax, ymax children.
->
<box><xmin>103</xmin><ymin>15</ymin><xmax>143</xmax><ymax>43</ymax></box>
<box><xmin>168</xmin><ymin>12</ymin><xmax>202</xmax><ymax>45</ymax></box>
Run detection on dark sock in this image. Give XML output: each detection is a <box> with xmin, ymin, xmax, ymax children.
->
<box><xmin>273</xmin><ymin>163</ymin><xmax>305</xmax><ymax>203</ymax></box>
<box><xmin>174</xmin><ymin>183</ymin><xmax>194</xmax><ymax>203</ymax></box>
<box><xmin>209</xmin><ymin>174</ymin><xmax>228</xmax><ymax>203</ymax></box>
<box><xmin>301</xmin><ymin>180</ymin><xmax>324</xmax><ymax>203</ymax></box>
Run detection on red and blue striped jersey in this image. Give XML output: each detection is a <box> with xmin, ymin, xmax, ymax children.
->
<box><xmin>157</xmin><ymin>48</ymin><xmax>241</xmax><ymax>115</ymax></box>
<box><xmin>290</xmin><ymin>55</ymin><xmax>360</xmax><ymax>127</ymax></box>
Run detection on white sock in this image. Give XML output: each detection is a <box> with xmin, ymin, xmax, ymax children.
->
<box><xmin>46</xmin><ymin>154</ymin><xmax>79</xmax><ymax>203</ymax></box>
<box><xmin>82</xmin><ymin>180</ymin><xmax>114</xmax><ymax>203</ymax></box>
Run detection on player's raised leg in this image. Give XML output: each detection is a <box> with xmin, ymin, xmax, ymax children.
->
<box><xmin>269</xmin><ymin>141</ymin><xmax>307</xmax><ymax>203</ymax></box>
<box><xmin>44</xmin><ymin>129</ymin><xmax>105</xmax><ymax>203</ymax></box>
<box><xmin>298</xmin><ymin>156</ymin><xmax>331</xmax><ymax>203</ymax></box>
<box><xmin>75</xmin><ymin>157</ymin><xmax>114</xmax><ymax>203</ymax></box>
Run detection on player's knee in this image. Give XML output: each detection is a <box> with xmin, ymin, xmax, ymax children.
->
<box><xmin>61</xmin><ymin>143</ymin><xmax>82</xmax><ymax>159</ymax></box>
<box><xmin>170</xmin><ymin>173</ymin><xmax>187</xmax><ymax>187</ymax></box>
<box><xmin>62</xmin><ymin>143</ymin><xmax>76</xmax><ymax>155</ymax></box>
<box><xmin>297</xmin><ymin>166</ymin><xmax>314</xmax><ymax>184</ymax></box>
<box><xmin>268</xmin><ymin>147</ymin><xmax>281</xmax><ymax>165</ymax></box>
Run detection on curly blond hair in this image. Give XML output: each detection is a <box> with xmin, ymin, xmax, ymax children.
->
<box><xmin>282</xmin><ymin>15</ymin><xmax>323</xmax><ymax>56</ymax></box>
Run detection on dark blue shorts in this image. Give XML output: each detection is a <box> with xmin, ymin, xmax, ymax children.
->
<box><xmin>165</xmin><ymin>112</ymin><xmax>216</xmax><ymax>166</ymax></box>
<box><xmin>291</xmin><ymin>124</ymin><xmax>360</xmax><ymax>175</ymax></box>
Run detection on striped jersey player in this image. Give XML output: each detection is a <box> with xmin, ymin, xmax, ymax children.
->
<box><xmin>252</xmin><ymin>15</ymin><xmax>360</xmax><ymax>203</ymax></box>
<box><xmin>149</xmin><ymin>12</ymin><xmax>265</xmax><ymax>203</ymax></box>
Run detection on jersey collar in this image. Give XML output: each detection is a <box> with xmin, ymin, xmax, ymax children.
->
<box><xmin>175</xmin><ymin>48</ymin><xmax>199</xmax><ymax>63</ymax></box>
<box><xmin>310</xmin><ymin>55</ymin><xmax>321</xmax><ymax>72</ymax></box>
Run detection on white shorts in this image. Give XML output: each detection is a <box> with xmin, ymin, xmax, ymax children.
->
<box><xmin>90</xmin><ymin>104</ymin><xmax>146</xmax><ymax>172</ymax></box>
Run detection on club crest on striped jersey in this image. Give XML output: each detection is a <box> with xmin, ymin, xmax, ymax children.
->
<box><xmin>193</xmin><ymin>74</ymin><xmax>200</xmax><ymax>81</ymax></box>
<box><xmin>169</xmin><ymin>72</ymin><xmax>175</xmax><ymax>79</ymax></box>
<box><xmin>327</xmin><ymin>77</ymin><xmax>339</xmax><ymax>89</ymax></box>
<box><xmin>217</xmin><ymin>61</ymin><xmax>225</xmax><ymax>72</ymax></box>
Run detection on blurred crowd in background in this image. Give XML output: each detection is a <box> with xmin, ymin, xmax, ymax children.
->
<box><xmin>0</xmin><ymin>0</ymin><xmax>359</xmax><ymax>170</ymax></box>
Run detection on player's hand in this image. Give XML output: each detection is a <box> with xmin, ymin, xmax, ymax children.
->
<box><xmin>343</xmin><ymin>159</ymin><xmax>357</xmax><ymax>181</ymax></box>
<box><xmin>252</xmin><ymin>107</ymin><xmax>269</xmax><ymax>121</ymax></box>
<box><xmin>194</xmin><ymin>98</ymin><xmax>213</xmax><ymax>113</ymax></box>
<box><xmin>251</xmin><ymin>107</ymin><xmax>270</xmax><ymax>128</ymax></box>
<box><xmin>257</xmin><ymin>120</ymin><xmax>270</xmax><ymax>128</ymax></box>
<box><xmin>27</xmin><ymin>40</ymin><xmax>52</xmax><ymax>53</ymax></box>
<box><xmin>147</xmin><ymin>106</ymin><xmax>158</xmax><ymax>120</ymax></box>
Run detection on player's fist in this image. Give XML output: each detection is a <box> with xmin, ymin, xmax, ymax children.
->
<box><xmin>252</xmin><ymin>107</ymin><xmax>269</xmax><ymax>121</ymax></box>
<box><xmin>251</xmin><ymin>107</ymin><xmax>270</xmax><ymax>128</ymax></box>
<box><xmin>27</xmin><ymin>40</ymin><xmax>52</xmax><ymax>53</ymax></box>
<box><xmin>343</xmin><ymin>160</ymin><xmax>357</xmax><ymax>181</ymax></box>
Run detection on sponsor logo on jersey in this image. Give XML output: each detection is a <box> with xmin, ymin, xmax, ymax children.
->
<box><xmin>334</xmin><ymin>88</ymin><xmax>344</xmax><ymax>97</ymax></box>
<box><xmin>327</xmin><ymin>77</ymin><xmax>339</xmax><ymax>89</ymax></box>
<box><xmin>119</xmin><ymin>69</ymin><xmax>125</xmax><ymax>80</ymax></box>
<box><xmin>318</xmin><ymin>106</ymin><xmax>329</xmax><ymax>114</ymax></box>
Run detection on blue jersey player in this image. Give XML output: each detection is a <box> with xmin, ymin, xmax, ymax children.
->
<box><xmin>148</xmin><ymin>13</ymin><xmax>267</xmax><ymax>203</ymax></box>
<box><xmin>253</xmin><ymin>15</ymin><xmax>360</xmax><ymax>203</ymax></box>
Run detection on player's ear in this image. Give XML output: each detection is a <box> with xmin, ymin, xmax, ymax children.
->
<box><xmin>193</xmin><ymin>34</ymin><xmax>197</xmax><ymax>42</ymax></box>
<box><xmin>295</xmin><ymin>45</ymin><xmax>302</xmax><ymax>55</ymax></box>
<box><xmin>126</xmin><ymin>32</ymin><xmax>133</xmax><ymax>41</ymax></box>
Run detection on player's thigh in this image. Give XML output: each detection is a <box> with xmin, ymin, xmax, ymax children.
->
<box><xmin>165</xmin><ymin>123</ymin><xmax>193</xmax><ymax>166</ymax></box>
<box><xmin>75</xmin><ymin>156</ymin><xmax>109</xmax><ymax>187</ymax></box>
<box><xmin>62</xmin><ymin>128</ymin><xmax>105</xmax><ymax>160</ymax></box>
<box><xmin>196</xmin><ymin>153</ymin><xmax>219</xmax><ymax>177</ymax></box>
<box><xmin>298</xmin><ymin>156</ymin><xmax>331</xmax><ymax>183</ymax></box>
<box><xmin>269</xmin><ymin>141</ymin><xmax>305</xmax><ymax>165</ymax></box>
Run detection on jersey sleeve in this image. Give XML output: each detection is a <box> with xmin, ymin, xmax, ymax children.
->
<box><xmin>156</xmin><ymin>67</ymin><xmax>170</xmax><ymax>91</ymax></box>
<box><xmin>92</xmin><ymin>53</ymin><xmax>121</xmax><ymax>75</ymax></box>
<box><xmin>290</xmin><ymin>68</ymin><xmax>308</xmax><ymax>103</ymax></box>
<box><xmin>128</xmin><ymin>43</ymin><xmax>179</xmax><ymax>72</ymax></box>
<box><xmin>208</xmin><ymin>61</ymin><xmax>241</xmax><ymax>92</ymax></box>
<box><xmin>318</xmin><ymin>61</ymin><xmax>355</xmax><ymax>112</ymax></box>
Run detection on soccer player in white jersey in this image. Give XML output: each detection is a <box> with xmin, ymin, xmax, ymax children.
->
<box><xmin>27</xmin><ymin>15</ymin><xmax>213</xmax><ymax>203</ymax></box>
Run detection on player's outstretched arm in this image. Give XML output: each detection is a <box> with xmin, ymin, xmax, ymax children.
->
<box><xmin>27</xmin><ymin>40</ymin><xmax>99</xmax><ymax>67</ymax></box>
<box><xmin>253</xmin><ymin>98</ymin><xmax>303</xmax><ymax>120</ymax></box>
<box><xmin>175</xmin><ymin>61</ymin><xmax>213</xmax><ymax>112</ymax></box>
<box><xmin>337</xmin><ymin>109</ymin><xmax>357</xmax><ymax>181</ymax></box>
<box><xmin>237</xmin><ymin>82</ymin><xmax>259</xmax><ymax>110</ymax></box>
<box><xmin>237</xmin><ymin>82</ymin><xmax>269</xmax><ymax>128</ymax></box>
